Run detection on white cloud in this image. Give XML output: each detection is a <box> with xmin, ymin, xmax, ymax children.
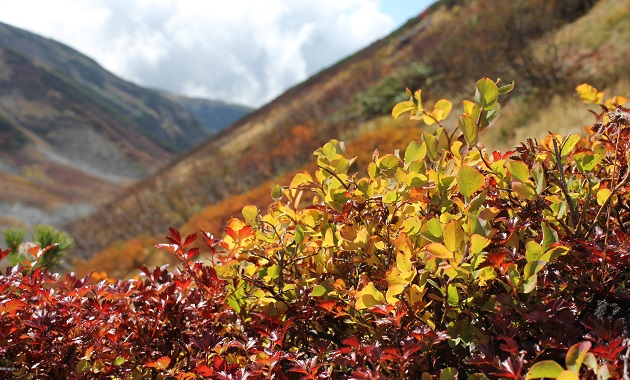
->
<box><xmin>0</xmin><ymin>0</ymin><xmax>394</xmax><ymax>107</ymax></box>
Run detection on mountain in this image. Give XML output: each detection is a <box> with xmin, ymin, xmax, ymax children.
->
<box><xmin>162</xmin><ymin>93</ymin><xmax>253</xmax><ymax>135</ymax></box>
<box><xmin>67</xmin><ymin>0</ymin><xmax>625</xmax><ymax>271</ymax></box>
<box><xmin>0</xmin><ymin>22</ymin><xmax>250</xmax><ymax>229</ymax></box>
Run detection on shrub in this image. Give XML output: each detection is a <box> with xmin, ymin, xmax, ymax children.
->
<box><xmin>1</xmin><ymin>78</ymin><xmax>629</xmax><ymax>379</ymax></box>
<box><xmin>1</xmin><ymin>225</ymin><xmax>73</xmax><ymax>269</ymax></box>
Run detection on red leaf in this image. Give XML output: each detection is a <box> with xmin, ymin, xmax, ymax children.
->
<box><xmin>0</xmin><ymin>299</ymin><xmax>26</xmax><ymax>315</ymax></box>
<box><xmin>145</xmin><ymin>356</ymin><xmax>171</xmax><ymax>370</ymax></box>
<box><xmin>0</xmin><ymin>248</ymin><xmax>9</xmax><ymax>261</ymax></box>
<box><xmin>169</xmin><ymin>226</ymin><xmax>182</xmax><ymax>244</ymax></box>
<box><xmin>238</xmin><ymin>225</ymin><xmax>254</xmax><ymax>239</ymax></box>
<box><xmin>343</xmin><ymin>336</ymin><xmax>360</xmax><ymax>348</ymax></box>
<box><xmin>225</xmin><ymin>227</ymin><xmax>237</xmax><ymax>240</ymax></box>
<box><xmin>194</xmin><ymin>364</ymin><xmax>214</xmax><ymax>376</ymax></box>
<box><xmin>155</xmin><ymin>243</ymin><xmax>179</xmax><ymax>253</ymax></box>
<box><xmin>185</xmin><ymin>247</ymin><xmax>200</xmax><ymax>260</ymax></box>
<box><xmin>183</xmin><ymin>232</ymin><xmax>198</xmax><ymax>248</ymax></box>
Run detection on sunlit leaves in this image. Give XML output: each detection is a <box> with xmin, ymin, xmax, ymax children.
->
<box><xmin>474</xmin><ymin>78</ymin><xmax>499</xmax><ymax>110</ymax></box>
<box><xmin>458</xmin><ymin>113</ymin><xmax>478</xmax><ymax>147</ymax></box>
<box><xmin>458</xmin><ymin>165</ymin><xmax>485</xmax><ymax>197</ymax></box>
<box><xmin>405</xmin><ymin>140</ymin><xmax>427</xmax><ymax>164</ymax></box>
<box><xmin>565</xmin><ymin>341</ymin><xmax>591</xmax><ymax>374</ymax></box>
<box><xmin>355</xmin><ymin>282</ymin><xmax>386</xmax><ymax>310</ymax></box>
<box><xmin>576</xmin><ymin>83</ymin><xmax>604</xmax><ymax>104</ymax></box>
<box><xmin>8</xmin><ymin>77</ymin><xmax>630</xmax><ymax>378</ymax></box>
<box><xmin>425</xmin><ymin>242</ymin><xmax>454</xmax><ymax>259</ymax></box>
<box><xmin>526</xmin><ymin>361</ymin><xmax>565</xmax><ymax>379</ymax></box>
<box><xmin>423</xmin><ymin>99</ymin><xmax>453</xmax><ymax>125</ymax></box>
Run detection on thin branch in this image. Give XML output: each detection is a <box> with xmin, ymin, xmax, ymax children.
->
<box><xmin>552</xmin><ymin>139</ymin><xmax>579</xmax><ymax>226</ymax></box>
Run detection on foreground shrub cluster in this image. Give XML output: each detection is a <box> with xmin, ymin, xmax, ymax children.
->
<box><xmin>1</xmin><ymin>79</ymin><xmax>630</xmax><ymax>379</ymax></box>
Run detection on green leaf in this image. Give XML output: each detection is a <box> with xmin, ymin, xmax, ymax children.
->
<box><xmin>242</xmin><ymin>205</ymin><xmax>259</xmax><ymax>227</ymax></box>
<box><xmin>506</xmin><ymin>161</ymin><xmax>530</xmax><ymax>182</ymax></box>
<box><xmin>77</xmin><ymin>359</ymin><xmax>91</xmax><ymax>374</ymax></box>
<box><xmin>542</xmin><ymin>223</ymin><xmax>558</xmax><ymax>250</ymax></box>
<box><xmin>458</xmin><ymin>114</ymin><xmax>478</xmax><ymax>147</ymax></box>
<box><xmin>583</xmin><ymin>352</ymin><xmax>598</xmax><ymax>371</ymax></box>
<box><xmin>265</xmin><ymin>264</ymin><xmax>280</xmax><ymax>281</ymax></box>
<box><xmin>405</xmin><ymin>140</ymin><xmax>427</xmax><ymax>164</ymax></box>
<box><xmin>310</xmin><ymin>284</ymin><xmax>327</xmax><ymax>297</ymax></box>
<box><xmin>427</xmin><ymin>218</ymin><xmax>443</xmax><ymax>238</ymax></box>
<box><xmin>475</xmin><ymin>78</ymin><xmax>499</xmax><ymax>110</ymax></box>
<box><xmin>294</xmin><ymin>225</ymin><xmax>305</xmax><ymax>244</ymax></box>
<box><xmin>525</xmin><ymin>241</ymin><xmax>545</xmax><ymax>262</ymax></box>
<box><xmin>524</xmin><ymin>260</ymin><xmax>546</xmax><ymax>279</ymax></box>
<box><xmin>561</xmin><ymin>134</ymin><xmax>581</xmax><ymax>157</ymax></box>
<box><xmin>498</xmin><ymin>81</ymin><xmax>515</xmax><ymax>95</ymax></box>
<box><xmin>484</xmin><ymin>103</ymin><xmax>502</xmax><ymax>128</ymax></box>
<box><xmin>574</xmin><ymin>144</ymin><xmax>606</xmax><ymax>172</ymax></box>
<box><xmin>114</xmin><ymin>356</ymin><xmax>126</xmax><ymax>366</ymax></box>
<box><xmin>447</xmin><ymin>283</ymin><xmax>459</xmax><ymax>306</ymax></box>
<box><xmin>458</xmin><ymin>165</ymin><xmax>485</xmax><ymax>197</ymax></box>
<box><xmin>566</xmin><ymin>341</ymin><xmax>591</xmax><ymax>374</ymax></box>
<box><xmin>271</xmin><ymin>184</ymin><xmax>283</xmax><ymax>200</ymax></box>
<box><xmin>423</xmin><ymin>132</ymin><xmax>439</xmax><ymax>160</ymax></box>
<box><xmin>527</xmin><ymin>360</ymin><xmax>565</xmax><ymax>379</ymax></box>
<box><xmin>440</xmin><ymin>367</ymin><xmax>458</xmax><ymax>380</ymax></box>
<box><xmin>383</xmin><ymin>190</ymin><xmax>401</xmax><ymax>204</ymax></box>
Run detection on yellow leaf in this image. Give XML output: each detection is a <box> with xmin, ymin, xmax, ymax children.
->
<box><xmin>386</xmin><ymin>284</ymin><xmax>405</xmax><ymax>305</ymax></box>
<box><xmin>597</xmin><ymin>188</ymin><xmax>611</xmax><ymax>206</ymax></box>
<box><xmin>605</xmin><ymin>95</ymin><xmax>628</xmax><ymax>109</ymax></box>
<box><xmin>458</xmin><ymin>165</ymin><xmax>485</xmax><ymax>198</ymax></box>
<box><xmin>392</xmin><ymin>100</ymin><xmax>416</xmax><ymax>119</ymax></box>
<box><xmin>576</xmin><ymin>83</ymin><xmax>604</xmax><ymax>104</ymax></box>
<box><xmin>355</xmin><ymin>282</ymin><xmax>386</xmax><ymax>310</ymax></box>
<box><xmin>463</xmin><ymin>99</ymin><xmax>475</xmax><ymax>115</ymax></box>
<box><xmin>323</xmin><ymin>228</ymin><xmax>336</xmax><ymax>248</ymax></box>
<box><xmin>470</xmin><ymin>234</ymin><xmax>491</xmax><ymax>255</ymax></box>
<box><xmin>409</xmin><ymin>284</ymin><xmax>426</xmax><ymax>306</ymax></box>
<box><xmin>423</xmin><ymin>99</ymin><xmax>453</xmax><ymax>125</ymax></box>
<box><xmin>425</xmin><ymin>242</ymin><xmax>454</xmax><ymax>259</ymax></box>
<box><xmin>393</xmin><ymin>232</ymin><xmax>413</xmax><ymax>272</ymax></box>
<box><xmin>442</xmin><ymin>220</ymin><xmax>465</xmax><ymax>254</ymax></box>
<box><xmin>414</xmin><ymin>89</ymin><xmax>424</xmax><ymax>111</ymax></box>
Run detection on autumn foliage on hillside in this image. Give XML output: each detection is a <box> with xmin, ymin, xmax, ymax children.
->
<box><xmin>2</xmin><ymin>79</ymin><xmax>630</xmax><ymax>378</ymax></box>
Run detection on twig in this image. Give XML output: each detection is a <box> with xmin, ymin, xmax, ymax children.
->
<box><xmin>552</xmin><ymin>139</ymin><xmax>579</xmax><ymax>226</ymax></box>
<box><xmin>584</xmin><ymin>162</ymin><xmax>630</xmax><ymax>240</ymax></box>
<box><xmin>623</xmin><ymin>341</ymin><xmax>630</xmax><ymax>380</ymax></box>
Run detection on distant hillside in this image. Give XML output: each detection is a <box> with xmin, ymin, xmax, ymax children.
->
<box><xmin>68</xmin><ymin>0</ymin><xmax>611</xmax><ymax>263</ymax></box>
<box><xmin>161</xmin><ymin>93</ymin><xmax>252</xmax><ymax>134</ymax></box>
<box><xmin>0</xmin><ymin>22</ymin><xmax>249</xmax><ymax>229</ymax></box>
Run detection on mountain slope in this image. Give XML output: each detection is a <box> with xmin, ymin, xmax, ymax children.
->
<box><xmin>0</xmin><ymin>22</ymin><xmax>249</xmax><ymax>229</ymax></box>
<box><xmin>70</xmin><ymin>0</ymin><xmax>616</xmax><ymax>263</ymax></box>
<box><xmin>162</xmin><ymin>93</ymin><xmax>253</xmax><ymax>135</ymax></box>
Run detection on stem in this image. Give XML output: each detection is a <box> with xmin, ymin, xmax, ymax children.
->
<box><xmin>552</xmin><ymin>139</ymin><xmax>579</xmax><ymax>226</ymax></box>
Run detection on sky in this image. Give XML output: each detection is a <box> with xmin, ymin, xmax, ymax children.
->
<box><xmin>0</xmin><ymin>0</ymin><xmax>433</xmax><ymax>108</ymax></box>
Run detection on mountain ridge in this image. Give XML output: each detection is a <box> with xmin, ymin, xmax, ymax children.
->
<box><xmin>0</xmin><ymin>22</ymin><xmax>251</xmax><ymax>229</ymax></box>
